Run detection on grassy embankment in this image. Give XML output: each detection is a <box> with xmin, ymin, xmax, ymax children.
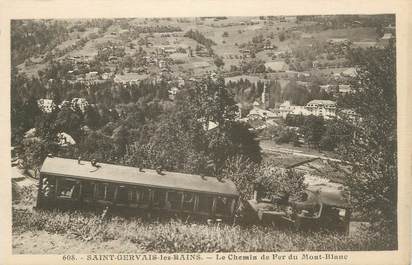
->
<box><xmin>12</xmin><ymin>185</ymin><xmax>391</xmax><ymax>254</ymax></box>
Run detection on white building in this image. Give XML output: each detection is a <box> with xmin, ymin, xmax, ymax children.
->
<box><xmin>305</xmin><ymin>100</ymin><xmax>336</xmax><ymax>119</ymax></box>
<box><xmin>278</xmin><ymin>99</ymin><xmax>337</xmax><ymax>119</ymax></box>
<box><xmin>248</xmin><ymin>106</ymin><xmax>277</xmax><ymax>120</ymax></box>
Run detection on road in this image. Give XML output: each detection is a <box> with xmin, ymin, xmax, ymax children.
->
<box><xmin>259</xmin><ymin>141</ymin><xmax>344</xmax><ymax>163</ymax></box>
<box><xmin>11</xmin><ymin>165</ymin><xmax>37</xmax><ymax>187</ymax></box>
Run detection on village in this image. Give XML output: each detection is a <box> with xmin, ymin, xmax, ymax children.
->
<box><xmin>15</xmin><ymin>16</ymin><xmax>394</xmax><ymax>150</ymax></box>
<box><xmin>10</xmin><ymin>15</ymin><xmax>397</xmax><ymax>254</ymax></box>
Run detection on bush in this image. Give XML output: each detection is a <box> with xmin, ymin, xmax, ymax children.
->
<box><xmin>256</xmin><ymin>165</ymin><xmax>306</xmax><ymax>201</ymax></box>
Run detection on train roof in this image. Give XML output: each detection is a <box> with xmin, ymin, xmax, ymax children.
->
<box><xmin>41</xmin><ymin>157</ymin><xmax>239</xmax><ymax>197</ymax></box>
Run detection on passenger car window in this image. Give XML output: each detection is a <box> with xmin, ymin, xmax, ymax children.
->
<box><xmin>166</xmin><ymin>191</ymin><xmax>182</xmax><ymax>210</ymax></box>
<box><xmin>182</xmin><ymin>192</ymin><xmax>195</xmax><ymax>211</ymax></box>
<box><xmin>57</xmin><ymin>178</ymin><xmax>79</xmax><ymax>199</ymax></box>
<box><xmin>117</xmin><ymin>185</ymin><xmax>128</xmax><ymax>203</ymax></box>
<box><xmin>152</xmin><ymin>189</ymin><xmax>166</xmax><ymax>208</ymax></box>
<box><xmin>128</xmin><ymin>187</ymin><xmax>150</xmax><ymax>204</ymax></box>
<box><xmin>95</xmin><ymin>183</ymin><xmax>107</xmax><ymax>200</ymax></box>
<box><xmin>82</xmin><ymin>181</ymin><xmax>94</xmax><ymax>201</ymax></box>
<box><xmin>95</xmin><ymin>183</ymin><xmax>116</xmax><ymax>201</ymax></box>
<box><xmin>215</xmin><ymin>196</ymin><xmax>232</xmax><ymax>215</ymax></box>
<box><xmin>198</xmin><ymin>194</ymin><xmax>213</xmax><ymax>214</ymax></box>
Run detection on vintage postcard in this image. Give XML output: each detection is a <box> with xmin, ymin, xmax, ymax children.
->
<box><xmin>0</xmin><ymin>0</ymin><xmax>411</xmax><ymax>264</ymax></box>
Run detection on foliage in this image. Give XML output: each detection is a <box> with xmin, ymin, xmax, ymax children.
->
<box><xmin>11</xmin><ymin>20</ymin><xmax>70</xmax><ymax>66</ymax></box>
<box><xmin>338</xmin><ymin>43</ymin><xmax>397</xmax><ymax>248</ymax></box>
<box><xmin>184</xmin><ymin>29</ymin><xmax>216</xmax><ymax>48</ymax></box>
<box><xmin>13</xmin><ymin>208</ymin><xmax>395</xmax><ymax>252</ymax></box>
<box><xmin>319</xmin><ymin>119</ymin><xmax>353</xmax><ymax>151</ymax></box>
<box><xmin>278</xmin><ymin>32</ymin><xmax>286</xmax><ymax>42</ymax></box>
<box><xmin>240</xmin><ymin>59</ymin><xmax>266</xmax><ymax>74</ymax></box>
<box><xmin>256</xmin><ymin>165</ymin><xmax>306</xmax><ymax>201</ymax></box>
<box><xmin>222</xmin><ymin>156</ymin><xmax>260</xmax><ymax>201</ymax></box>
<box><xmin>124</xmin><ymin>77</ymin><xmax>261</xmax><ymax>175</ymax></box>
<box><xmin>213</xmin><ymin>56</ymin><xmax>225</xmax><ymax>68</ymax></box>
<box><xmin>285</xmin><ymin>114</ymin><xmax>305</xmax><ymax>127</ymax></box>
<box><xmin>17</xmin><ymin>139</ymin><xmax>58</xmax><ymax>170</ymax></box>
<box><xmin>262</xmin><ymin>125</ymin><xmax>299</xmax><ymax>145</ymax></box>
<box><xmin>301</xmin><ymin>115</ymin><xmax>325</xmax><ymax>149</ymax></box>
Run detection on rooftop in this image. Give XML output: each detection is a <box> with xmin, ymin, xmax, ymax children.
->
<box><xmin>41</xmin><ymin>157</ymin><xmax>239</xmax><ymax>197</ymax></box>
<box><xmin>306</xmin><ymin>100</ymin><xmax>336</xmax><ymax>106</ymax></box>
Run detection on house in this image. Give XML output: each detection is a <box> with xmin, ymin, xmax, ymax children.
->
<box><xmin>285</xmin><ymin>16</ymin><xmax>297</xmax><ymax>22</ymax></box>
<box><xmin>248</xmin><ymin>106</ymin><xmax>277</xmax><ymax>120</ymax></box>
<box><xmin>240</xmin><ymin>49</ymin><xmax>251</xmax><ymax>56</ymax></box>
<box><xmin>381</xmin><ymin>33</ymin><xmax>394</xmax><ymax>40</ymax></box>
<box><xmin>338</xmin><ymin>84</ymin><xmax>352</xmax><ymax>94</ymax></box>
<box><xmin>102</xmin><ymin>72</ymin><xmax>114</xmax><ymax>80</ymax></box>
<box><xmin>264</xmin><ymin>44</ymin><xmax>275</xmax><ymax>50</ymax></box>
<box><xmin>162</xmin><ymin>46</ymin><xmax>178</xmax><ymax>54</ymax></box>
<box><xmin>291</xmin><ymin>105</ymin><xmax>311</xmax><ymax>116</ymax></box>
<box><xmin>114</xmin><ymin>73</ymin><xmax>149</xmax><ymax>85</ymax></box>
<box><xmin>296</xmin><ymin>81</ymin><xmax>310</xmax><ymax>87</ymax></box>
<box><xmin>278</xmin><ymin>101</ymin><xmax>311</xmax><ymax>118</ymax></box>
<box><xmin>301</xmin><ymin>33</ymin><xmax>313</xmax><ymax>39</ymax></box>
<box><xmin>305</xmin><ymin>100</ymin><xmax>336</xmax><ymax>119</ymax></box>
<box><xmin>279</xmin><ymin>100</ymin><xmax>294</xmax><ymax>118</ymax></box>
<box><xmin>168</xmin><ymin>87</ymin><xmax>180</xmax><ymax>100</ymax></box>
<box><xmin>328</xmin><ymin>38</ymin><xmax>350</xmax><ymax>45</ymax></box>
<box><xmin>320</xmin><ymin>85</ymin><xmax>334</xmax><ymax>93</ymax></box>
<box><xmin>264</xmin><ymin>61</ymin><xmax>289</xmax><ymax>72</ymax></box>
<box><xmin>85</xmin><ymin>71</ymin><xmax>99</xmax><ymax>81</ymax></box>
<box><xmin>158</xmin><ymin>59</ymin><xmax>167</xmax><ymax>68</ymax></box>
<box><xmin>379</xmin><ymin>33</ymin><xmax>394</xmax><ymax>46</ymax></box>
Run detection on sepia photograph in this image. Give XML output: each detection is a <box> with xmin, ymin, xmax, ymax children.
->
<box><xmin>8</xmin><ymin>13</ymin><xmax>401</xmax><ymax>256</ymax></box>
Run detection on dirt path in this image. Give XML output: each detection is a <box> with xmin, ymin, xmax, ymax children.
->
<box><xmin>13</xmin><ymin>231</ymin><xmax>145</xmax><ymax>254</ymax></box>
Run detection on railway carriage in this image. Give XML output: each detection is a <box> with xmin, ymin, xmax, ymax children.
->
<box><xmin>36</xmin><ymin>157</ymin><xmax>239</xmax><ymax>222</ymax></box>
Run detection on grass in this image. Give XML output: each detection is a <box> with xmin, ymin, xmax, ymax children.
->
<box><xmin>12</xmin><ymin>207</ymin><xmax>392</xmax><ymax>253</ymax></box>
<box><xmin>12</xmin><ymin>179</ymin><xmax>395</xmax><ymax>254</ymax></box>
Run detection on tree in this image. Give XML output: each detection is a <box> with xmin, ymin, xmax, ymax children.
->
<box><xmin>223</xmin><ymin>155</ymin><xmax>259</xmax><ymax>201</ymax></box>
<box><xmin>319</xmin><ymin>119</ymin><xmax>353</xmax><ymax>151</ymax></box>
<box><xmin>55</xmin><ymin>106</ymin><xmax>82</xmax><ymax>141</ymax></box>
<box><xmin>279</xmin><ymin>32</ymin><xmax>286</xmax><ymax>42</ymax></box>
<box><xmin>255</xmin><ymin>165</ymin><xmax>306</xmax><ymax>201</ymax></box>
<box><xmin>124</xmin><ymin>77</ymin><xmax>261</xmax><ymax>175</ymax></box>
<box><xmin>339</xmin><ymin>43</ymin><xmax>397</xmax><ymax>248</ymax></box>
<box><xmin>213</xmin><ymin>56</ymin><xmax>225</xmax><ymax>69</ymax></box>
<box><xmin>302</xmin><ymin>115</ymin><xmax>325</xmax><ymax>149</ymax></box>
